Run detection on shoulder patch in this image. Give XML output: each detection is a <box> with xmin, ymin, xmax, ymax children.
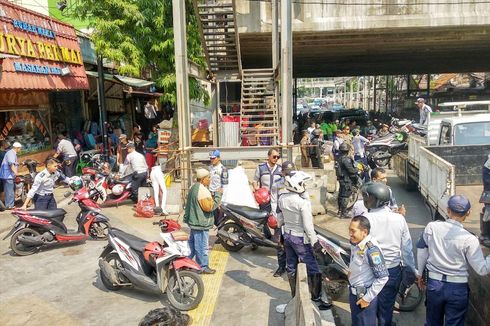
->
<box><xmin>39</xmin><ymin>172</ymin><xmax>46</xmax><ymax>178</ymax></box>
<box><xmin>369</xmin><ymin>251</ymin><xmax>383</xmax><ymax>265</ymax></box>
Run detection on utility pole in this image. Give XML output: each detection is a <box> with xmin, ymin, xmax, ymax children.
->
<box><xmin>96</xmin><ymin>56</ymin><xmax>109</xmax><ymax>161</ymax></box>
<box><xmin>281</xmin><ymin>0</ymin><xmax>292</xmax><ymax>160</ymax></box>
<box><xmin>172</xmin><ymin>0</ymin><xmax>192</xmax><ymax>197</ymax></box>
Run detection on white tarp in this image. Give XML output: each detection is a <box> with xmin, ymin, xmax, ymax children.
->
<box><xmin>222</xmin><ymin>166</ymin><xmax>258</xmax><ymax>209</ymax></box>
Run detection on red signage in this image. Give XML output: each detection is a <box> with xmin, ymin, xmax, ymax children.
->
<box><xmin>0</xmin><ymin>0</ymin><xmax>88</xmax><ymax>90</ymax></box>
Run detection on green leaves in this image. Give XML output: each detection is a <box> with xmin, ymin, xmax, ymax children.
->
<box><xmin>70</xmin><ymin>0</ymin><xmax>208</xmax><ymax>105</ymax></box>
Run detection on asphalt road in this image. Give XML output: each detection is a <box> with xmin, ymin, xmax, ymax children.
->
<box><xmin>317</xmin><ymin>171</ymin><xmax>432</xmax><ymax>326</ymax></box>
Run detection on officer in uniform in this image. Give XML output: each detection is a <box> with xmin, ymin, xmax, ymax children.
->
<box><xmin>348</xmin><ymin>215</ymin><xmax>389</xmax><ymax>326</ymax></box>
<box><xmin>21</xmin><ymin>158</ymin><xmax>71</xmax><ymax>210</ymax></box>
<box><xmin>417</xmin><ymin>195</ymin><xmax>490</xmax><ymax>326</ymax></box>
<box><xmin>363</xmin><ymin>182</ymin><xmax>416</xmax><ymax>326</ymax></box>
<box><xmin>208</xmin><ymin>150</ymin><xmax>228</xmax><ymax>225</ymax></box>
<box><xmin>278</xmin><ymin>171</ymin><xmax>331</xmax><ymax>310</ymax></box>
<box><xmin>309</xmin><ymin>129</ymin><xmax>323</xmax><ymax>169</ymax></box>
<box><xmin>336</xmin><ymin>142</ymin><xmax>359</xmax><ymax>218</ymax></box>
<box><xmin>481</xmin><ymin>154</ymin><xmax>490</xmax><ymax>245</ymax></box>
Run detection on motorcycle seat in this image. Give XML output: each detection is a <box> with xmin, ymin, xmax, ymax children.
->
<box><xmin>26</xmin><ymin>209</ymin><xmax>67</xmax><ymax>218</ymax></box>
<box><xmin>111</xmin><ymin>228</ymin><xmax>148</xmax><ymax>252</ymax></box>
<box><xmin>223</xmin><ymin>203</ymin><xmax>268</xmax><ymax>221</ymax></box>
<box><xmin>115</xmin><ymin>179</ymin><xmax>131</xmax><ymax>185</ymax></box>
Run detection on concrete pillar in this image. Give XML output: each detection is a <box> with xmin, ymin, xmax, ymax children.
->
<box><xmin>172</xmin><ymin>0</ymin><xmax>192</xmax><ymax>193</ymax></box>
<box><xmin>281</xmin><ymin>0</ymin><xmax>293</xmax><ymax>160</ymax></box>
<box><xmin>272</xmin><ymin>0</ymin><xmax>279</xmax><ymax>70</ymax></box>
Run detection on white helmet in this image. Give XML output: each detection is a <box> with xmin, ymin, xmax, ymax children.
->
<box><xmin>112</xmin><ymin>184</ymin><xmax>125</xmax><ymax>196</ymax></box>
<box><xmin>284</xmin><ymin>171</ymin><xmax>311</xmax><ymax>194</ymax></box>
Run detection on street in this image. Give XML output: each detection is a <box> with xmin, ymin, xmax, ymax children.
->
<box><xmin>0</xmin><ymin>170</ymin><xmax>431</xmax><ymax>326</ymax></box>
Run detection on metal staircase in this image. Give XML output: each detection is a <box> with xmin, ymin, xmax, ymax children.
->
<box><xmin>240</xmin><ymin>69</ymin><xmax>279</xmax><ymax>146</ymax></box>
<box><xmin>194</xmin><ymin>0</ymin><xmax>241</xmax><ymax>78</ymax></box>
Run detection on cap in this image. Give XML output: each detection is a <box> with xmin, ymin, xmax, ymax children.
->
<box><xmin>281</xmin><ymin>161</ymin><xmax>296</xmax><ymax>174</ymax></box>
<box><xmin>448</xmin><ymin>195</ymin><xmax>471</xmax><ymax>214</ymax></box>
<box><xmin>119</xmin><ymin>134</ymin><xmax>127</xmax><ymax>139</ymax></box>
<box><xmin>12</xmin><ymin>142</ymin><xmax>22</xmax><ymax>148</ymax></box>
<box><xmin>196</xmin><ymin>168</ymin><xmax>210</xmax><ymax>179</ymax></box>
<box><xmin>209</xmin><ymin>149</ymin><xmax>221</xmax><ymax>158</ymax></box>
<box><xmin>415</xmin><ymin>98</ymin><xmax>425</xmax><ymax>104</ymax></box>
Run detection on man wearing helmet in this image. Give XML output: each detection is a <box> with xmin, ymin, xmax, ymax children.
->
<box><xmin>362</xmin><ymin>182</ymin><xmax>416</xmax><ymax>326</ymax></box>
<box><xmin>278</xmin><ymin>171</ymin><xmax>332</xmax><ymax>310</ymax></box>
<box><xmin>21</xmin><ymin>158</ymin><xmax>71</xmax><ymax>210</ymax></box>
<box><xmin>309</xmin><ymin>129</ymin><xmax>324</xmax><ymax>168</ymax></box>
<box><xmin>417</xmin><ymin>195</ymin><xmax>490</xmax><ymax>326</ymax></box>
<box><xmin>336</xmin><ymin>142</ymin><xmax>359</xmax><ymax>218</ymax></box>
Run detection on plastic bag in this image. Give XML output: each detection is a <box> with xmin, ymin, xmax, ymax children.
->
<box><xmin>135</xmin><ymin>197</ymin><xmax>155</xmax><ymax>218</ymax></box>
<box><xmin>222</xmin><ymin>166</ymin><xmax>258</xmax><ymax>208</ymax></box>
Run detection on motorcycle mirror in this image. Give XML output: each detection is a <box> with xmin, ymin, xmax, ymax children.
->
<box><xmin>64</xmin><ymin>191</ymin><xmax>72</xmax><ymax>198</ymax></box>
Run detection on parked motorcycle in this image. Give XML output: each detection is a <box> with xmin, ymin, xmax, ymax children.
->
<box><xmin>81</xmin><ymin>168</ymin><xmax>133</xmax><ymax>206</ymax></box>
<box><xmin>4</xmin><ymin>186</ymin><xmax>111</xmax><ymax>256</ymax></box>
<box><xmin>314</xmin><ymin>227</ymin><xmax>423</xmax><ymax>311</ymax></box>
<box><xmin>14</xmin><ymin>159</ymin><xmax>39</xmax><ymax>203</ymax></box>
<box><xmin>216</xmin><ymin>202</ymin><xmax>279</xmax><ymax>252</ymax></box>
<box><xmin>98</xmin><ymin>219</ymin><xmax>204</xmax><ymax>311</ymax></box>
<box><xmin>366</xmin><ymin>133</ymin><xmax>407</xmax><ymax>168</ymax></box>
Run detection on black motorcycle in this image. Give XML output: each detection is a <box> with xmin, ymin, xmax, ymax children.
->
<box><xmin>216</xmin><ymin>203</ymin><xmax>279</xmax><ymax>252</ymax></box>
<box><xmin>14</xmin><ymin>159</ymin><xmax>38</xmax><ymax>203</ymax></box>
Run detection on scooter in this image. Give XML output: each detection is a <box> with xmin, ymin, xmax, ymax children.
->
<box><xmin>98</xmin><ymin>219</ymin><xmax>204</xmax><ymax>311</ymax></box>
<box><xmin>366</xmin><ymin>133</ymin><xmax>407</xmax><ymax>168</ymax></box>
<box><xmin>216</xmin><ymin>202</ymin><xmax>280</xmax><ymax>252</ymax></box>
<box><xmin>3</xmin><ymin>187</ymin><xmax>111</xmax><ymax>256</ymax></box>
<box><xmin>14</xmin><ymin>159</ymin><xmax>39</xmax><ymax>203</ymax></box>
<box><xmin>314</xmin><ymin>227</ymin><xmax>423</xmax><ymax>312</ymax></box>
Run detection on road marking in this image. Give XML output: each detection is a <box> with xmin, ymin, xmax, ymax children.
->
<box><xmin>188</xmin><ymin>244</ymin><xmax>229</xmax><ymax>326</ymax></box>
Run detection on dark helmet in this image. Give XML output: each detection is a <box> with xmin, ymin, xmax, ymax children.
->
<box><xmin>362</xmin><ymin>182</ymin><xmax>391</xmax><ymax>209</ymax></box>
<box><xmin>312</xmin><ymin>129</ymin><xmax>321</xmax><ymax>137</ymax></box>
<box><xmin>339</xmin><ymin>142</ymin><xmax>350</xmax><ymax>153</ymax></box>
<box><xmin>281</xmin><ymin>161</ymin><xmax>296</xmax><ymax>176</ymax></box>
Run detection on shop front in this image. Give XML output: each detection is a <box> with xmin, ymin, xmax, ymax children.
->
<box><xmin>0</xmin><ymin>1</ymin><xmax>88</xmax><ymax>165</ymax></box>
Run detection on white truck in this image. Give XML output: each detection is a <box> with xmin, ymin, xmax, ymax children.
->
<box><xmin>393</xmin><ymin>102</ymin><xmax>490</xmax><ymax>221</ymax></box>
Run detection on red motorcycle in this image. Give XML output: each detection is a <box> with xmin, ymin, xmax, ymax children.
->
<box><xmin>3</xmin><ymin>186</ymin><xmax>111</xmax><ymax>256</ymax></box>
<box><xmin>82</xmin><ymin>167</ymin><xmax>133</xmax><ymax>206</ymax></box>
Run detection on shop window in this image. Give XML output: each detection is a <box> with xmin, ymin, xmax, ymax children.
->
<box><xmin>0</xmin><ymin>109</ymin><xmax>52</xmax><ymax>155</ymax></box>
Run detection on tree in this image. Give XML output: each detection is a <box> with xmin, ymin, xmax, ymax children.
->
<box><xmin>71</xmin><ymin>0</ymin><xmax>209</xmax><ymax>105</ymax></box>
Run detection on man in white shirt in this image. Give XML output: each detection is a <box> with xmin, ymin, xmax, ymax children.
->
<box><xmin>123</xmin><ymin>142</ymin><xmax>148</xmax><ymax>202</ymax></box>
<box><xmin>53</xmin><ymin>133</ymin><xmax>78</xmax><ymax>177</ymax></box>
<box><xmin>415</xmin><ymin>98</ymin><xmax>433</xmax><ymax>125</ymax></box>
<box><xmin>417</xmin><ymin>195</ymin><xmax>490</xmax><ymax>326</ymax></box>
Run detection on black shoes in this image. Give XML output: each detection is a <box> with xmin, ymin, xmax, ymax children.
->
<box><xmin>309</xmin><ymin>274</ymin><xmax>333</xmax><ymax>310</ymax></box>
<box><xmin>273</xmin><ymin>267</ymin><xmax>286</xmax><ymax>277</ymax></box>
<box><xmin>201</xmin><ymin>267</ymin><xmax>216</xmax><ymax>274</ymax></box>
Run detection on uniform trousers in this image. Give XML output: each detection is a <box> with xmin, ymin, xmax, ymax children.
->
<box><xmin>349</xmin><ymin>292</ymin><xmax>378</xmax><ymax>326</ymax></box>
<box><xmin>426</xmin><ymin>278</ymin><xmax>469</xmax><ymax>326</ymax></box>
<box><xmin>283</xmin><ymin>233</ymin><xmax>320</xmax><ymax>276</ymax></box>
<box><xmin>377</xmin><ymin>265</ymin><xmax>401</xmax><ymax>326</ymax></box>
<box><xmin>33</xmin><ymin>193</ymin><xmax>57</xmax><ymax>210</ymax></box>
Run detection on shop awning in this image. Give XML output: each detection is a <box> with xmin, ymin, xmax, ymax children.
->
<box><xmin>85</xmin><ymin>71</ymin><xmax>154</xmax><ymax>88</ymax></box>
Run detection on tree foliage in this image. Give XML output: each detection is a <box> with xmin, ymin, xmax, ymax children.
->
<box><xmin>71</xmin><ymin>0</ymin><xmax>209</xmax><ymax>105</ymax></box>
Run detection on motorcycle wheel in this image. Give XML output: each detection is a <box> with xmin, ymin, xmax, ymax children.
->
<box><xmin>10</xmin><ymin>228</ymin><xmax>40</xmax><ymax>256</ymax></box>
<box><xmin>100</xmin><ymin>253</ymin><xmax>123</xmax><ymax>291</ymax></box>
<box><xmin>167</xmin><ymin>270</ymin><xmax>204</xmax><ymax>311</ymax></box>
<box><xmin>394</xmin><ymin>283</ymin><xmax>423</xmax><ymax>312</ymax></box>
<box><xmin>373</xmin><ymin>151</ymin><xmax>391</xmax><ymax>168</ymax></box>
<box><xmin>88</xmin><ymin>221</ymin><xmax>110</xmax><ymax>240</ymax></box>
<box><xmin>219</xmin><ymin>222</ymin><xmax>245</xmax><ymax>252</ymax></box>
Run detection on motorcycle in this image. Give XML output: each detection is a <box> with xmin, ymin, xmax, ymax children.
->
<box><xmin>366</xmin><ymin>133</ymin><xmax>407</xmax><ymax>168</ymax></box>
<box><xmin>314</xmin><ymin>227</ymin><xmax>423</xmax><ymax>312</ymax></box>
<box><xmin>14</xmin><ymin>159</ymin><xmax>39</xmax><ymax>203</ymax></box>
<box><xmin>81</xmin><ymin>167</ymin><xmax>133</xmax><ymax>206</ymax></box>
<box><xmin>3</xmin><ymin>186</ymin><xmax>111</xmax><ymax>256</ymax></box>
<box><xmin>480</xmin><ymin>190</ymin><xmax>490</xmax><ymax>247</ymax></box>
<box><xmin>216</xmin><ymin>202</ymin><xmax>280</xmax><ymax>252</ymax></box>
<box><xmin>98</xmin><ymin>219</ymin><xmax>204</xmax><ymax>311</ymax></box>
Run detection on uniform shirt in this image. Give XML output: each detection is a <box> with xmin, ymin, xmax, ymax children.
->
<box><xmin>417</xmin><ymin>219</ymin><xmax>490</xmax><ymax>277</ymax></box>
<box><xmin>365</xmin><ymin>206</ymin><xmax>416</xmax><ymax>270</ymax></box>
<box><xmin>124</xmin><ymin>151</ymin><xmax>148</xmax><ymax>174</ymax></box>
<box><xmin>27</xmin><ymin>169</ymin><xmax>66</xmax><ymax>198</ymax></box>
<box><xmin>57</xmin><ymin>139</ymin><xmax>77</xmax><ymax>157</ymax></box>
<box><xmin>349</xmin><ymin>235</ymin><xmax>389</xmax><ymax>303</ymax></box>
<box><xmin>0</xmin><ymin>149</ymin><xmax>18</xmax><ymax>180</ymax></box>
<box><xmin>352</xmin><ymin>135</ymin><xmax>369</xmax><ymax>158</ymax></box>
<box><xmin>419</xmin><ymin>104</ymin><xmax>433</xmax><ymax>124</ymax></box>
<box><xmin>277</xmin><ymin>192</ymin><xmax>317</xmax><ymax>245</ymax></box>
<box><xmin>208</xmin><ymin>162</ymin><xmax>227</xmax><ymax>193</ymax></box>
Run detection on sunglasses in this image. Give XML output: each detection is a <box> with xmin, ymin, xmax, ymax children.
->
<box><xmin>272</xmin><ymin>155</ymin><xmax>280</xmax><ymax>159</ymax></box>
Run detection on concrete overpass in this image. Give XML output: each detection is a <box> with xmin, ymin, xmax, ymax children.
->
<box><xmin>234</xmin><ymin>0</ymin><xmax>490</xmax><ymax>77</ymax></box>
